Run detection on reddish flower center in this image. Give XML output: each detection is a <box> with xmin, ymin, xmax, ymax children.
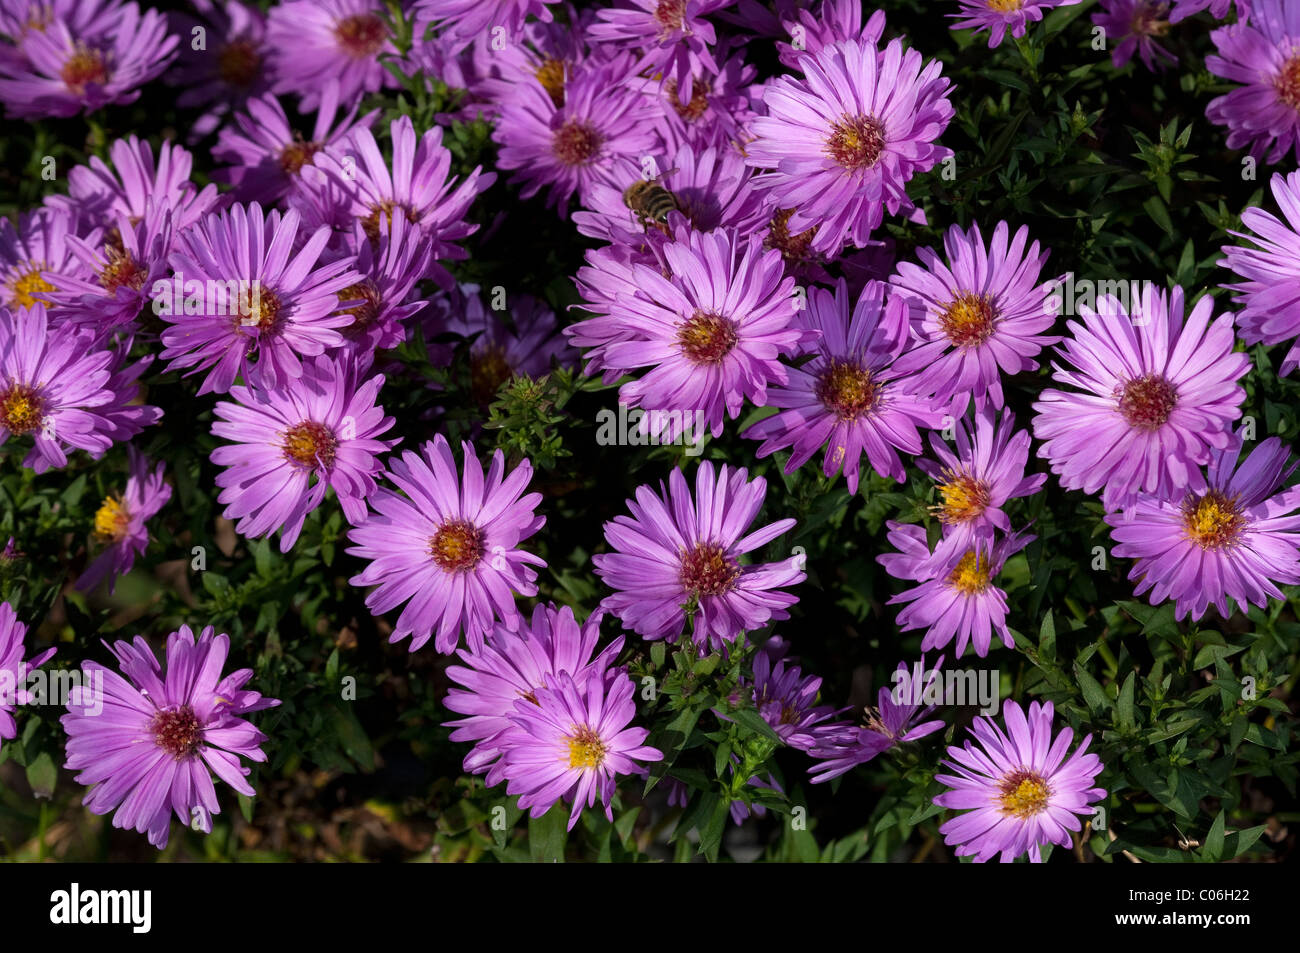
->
<box><xmin>430</xmin><ymin>519</ymin><xmax>484</xmax><ymax>572</ymax></box>
<box><xmin>333</xmin><ymin>13</ymin><xmax>387</xmax><ymax>58</ymax></box>
<box><xmin>765</xmin><ymin>208</ymin><xmax>818</xmax><ymax>264</ymax></box>
<box><xmin>61</xmin><ymin>44</ymin><xmax>107</xmax><ymax>94</ymax></box>
<box><xmin>677</xmin><ymin>310</ymin><xmax>738</xmax><ymax>365</ymax></box>
<box><xmin>680</xmin><ymin>542</ymin><xmax>740</xmax><ymax>597</ymax></box>
<box><xmin>947</xmin><ymin>551</ymin><xmax>991</xmax><ymax>596</ymax></box>
<box><xmin>552</xmin><ymin>119</ymin><xmax>603</xmax><ymax>166</ymax></box>
<box><xmin>93</xmin><ymin>496</ymin><xmax>131</xmax><ymax>542</ymax></box>
<box><xmin>664</xmin><ymin>79</ymin><xmax>709</xmax><ymax>122</ymax></box>
<box><xmin>1131</xmin><ymin>1</ymin><xmax>1170</xmax><ymax>37</ymax></box>
<box><xmin>934</xmin><ymin>471</ymin><xmax>991</xmax><ymax>525</ymax></box>
<box><xmin>567</xmin><ymin>726</ymin><xmax>607</xmax><ymax>769</ymax></box>
<box><xmin>282</xmin><ymin>420</ymin><xmax>338</xmax><ymax>469</ymax></box>
<box><xmin>939</xmin><ymin>293</ymin><xmax>998</xmax><ymax>348</ymax></box>
<box><xmin>470</xmin><ymin>343</ymin><xmax>514</xmax><ymax>405</ymax></box>
<box><xmin>279</xmin><ymin>136</ymin><xmax>321</xmax><ymax>176</ymax></box>
<box><xmin>1275</xmin><ymin>54</ymin><xmax>1300</xmax><ymax>111</ymax></box>
<box><xmin>1116</xmin><ymin>373</ymin><xmax>1176</xmax><ymax>431</ymax></box>
<box><xmin>8</xmin><ymin>267</ymin><xmax>55</xmax><ymax>309</ymax></box>
<box><xmin>826</xmin><ymin>114</ymin><xmax>886</xmax><ymax>171</ymax></box>
<box><xmin>999</xmin><ymin>769</ymin><xmax>1051</xmax><ymax>819</ymax></box>
<box><xmin>654</xmin><ymin>0</ymin><xmax>687</xmax><ymax>31</ymax></box>
<box><xmin>98</xmin><ymin>245</ymin><xmax>148</xmax><ymax>294</ymax></box>
<box><xmin>1182</xmin><ymin>490</ymin><xmax>1244</xmax><ymax>550</ymax></box>
<box><xmin>0</xmin><ymin>383</ymin><xmax>45</xmax><ymax>435</ymax></box>
<box><xmin>152</xmin><ymin>704</ymin><xmax>203</xmax><ymax>760</ymax></box>
<box><xmin>815</xmin><ymin>360</ymin><xmax>879</xmax><ymax>420</ymax></box>
<box><xmin>338</xmin><ymin>279</ymin><xmax>382</xmax><ymax>336</ymax></box>
<box><xmin>535</xmin><ymin>57</ymin><xmax>565</xmax><ymax>107</ymax></box>
<box><xmin>217</xmin><ymin>37</ymin><xmax>261</xmax><ymax>86</ymax></box>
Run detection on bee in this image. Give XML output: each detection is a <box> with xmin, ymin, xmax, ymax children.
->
<box><xmin>622</xmin><ymin>170</ymin><xmax>682</xmax><ymax>234</ymax></box>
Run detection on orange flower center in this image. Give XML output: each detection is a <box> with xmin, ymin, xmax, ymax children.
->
<box><xmin>279</xmin><ymin>136</ymin><xmax>321</xmax><ymax>176</ymax></box>
<box><xmin>61</xmin><ymin>44</ymin><xmax>107</xmax><ymax>94</ymax></box>
<box><xmin>815</xmin><ymin>360</ymin><xmax>879</xmax><ymax>420</ymax></box>
<box><xmin>948</xmin><ymin>550</ymin><xmax>992</xmax><ymax>596</ymax></box>
<box><xmin>934</xmin><ymin>471</ymin><xmax>991</xmax><ymax>525</ymax></box>
<box><xmin>939</xmin><ymin>293</ymin><xmax>998</xmax><ymax>348</ymax></box>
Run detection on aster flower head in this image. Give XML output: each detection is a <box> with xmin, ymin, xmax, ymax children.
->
<box><xmin>641</xmin><ymin>49</ymin><xmax>759</xmax><ymax>152</ymax></box>
<box><xmin>949</xmin><ymin>0</ymin><xmax>1082</xmax><ymax>49</ymax></box>
<box><xmin>1106</xmin><ymin>430</ymin><xmax>1300</xmax><ymax>621</ymax></box>
<box><xmin>0</xmin><ymin>207</ymin><xmax>85</xmax><ymax>315</ymax></box>
<box><xmin>742</xmin><ymin>279</ymin><xmax>944</xmax><ymax>493</ymax></box>
<box><xmin>300</xmin><ymin>114</ymin><xmax>495</xmax><ymax>288</ymax></box>
<box><xmin>415</xmin><ymin>0</ymin><xmax>560</xmax><ymax>54</ymax></box>
<box><xmin>0</xmin><ymin>0</ymin><xmax>124</xmax><ymax>42</ymax></box>
<box><xmin>919</xmin><ymin>405</ymin><xmax>1047</xmax><ymax>554</ymax></box>
<box><xmin>61</xmin><ymin>625</ymin><xmax>280</xmax><ymax>850</ymax></box>
<box><xmin>934</xmin><ymin>698</ymin><xmax>1105</xmax><ymax>863</ymax></box>
<box><xmin>333</xmin><ymin>214</ymin><xmax>433</xmax><ymax>354</ymax></box>
<box><xmin>808</xmin><ymin>656</ymin><xmax>947</xmax><ymax>783</ymax></box>
<box><xmin>0</xmin><ymin>306</ymin><xmax>120</xmax><ymax>473</ymax></box>
<box><xmin>347</xmin><ymin>435</ymin><xmax>547</xmax><ymax>654</ymax></box>
<box><xmin>884</xmin><ymin>525</ymin><xmax>1034</xmax><ymax>658</ymax></box>
<box><xmin>212</xmin><ymin>81</ymin><xmax>378</xmax><ymax>206</ymax></box>
<box><xmin>588</xmin><ymin>0</ymin><xmax>729</xmax><ymax>106</ymax></box>
<box><xmin>0</xmin><ymin>3</ymin><xmax>177</xmax><ymax>118</ymax></box>
<box><xmin>211</xmin><ymin>353</ymin><xmax>396</xmax><ymax>553</ymax></box>
<box><xmin>1093</xmin><ymin>0</ymin><xmax>1176</xmax><ymax>71</ymax></box>
<box><xmin>593</xmin><ymin>460</ymin><xmax>805</xmax><ymax>651</ymax></box>
<box><xmin>890</xmin><ymin>220</ymin><xmax>1061</xmax><ymax>414</ymax></box>
<box><xmin>1221</xmin><ymin>170</ymin><xmax>1300</xmax><ymax>374</ymax></box>
<box><xmin>565</xmin><ymin>240</ymin><xmax>664</xmax><ymax>383</ymax></box>
<box><xmin>0</xmin><ymin>601</ymin><xmax>56</xmax><ymax>750</ymax></box>
<box><xmin>443</xmin><ymin>603</ymin><xmax>623</xmax><ymax>783</ymax></box>
<box><xmin>159</xmin><ymin>201</ymin><xmax>360</xmax><ymax>395</ymax></box>
<box><xmin>93</xmin><ymin>340</ymin><xmax>162</xmax><ymax>450</ymax></box>
<box><xmin>265</xmin><ymin>0</ymin><xmax>396</xmax><ymax>111</ymax></box>
<box><xmin>165</xmin><ymin>0</ymin><xmax>269</xmax><ymax>137</ymax></box>
<box><xmin>501</xmin><ymin>669</ymin><xmax>662</xmax><ymax>830</ymax></box>
<box><xmin>1206</xmin><ymin>0</ymin><xmax>1300</xmax><ymax>165</ymax></box>
<box><xmin>1031</xmin><ymin>285</ymin><xmax>1249</xmax><ymax>512</ymax></box>
<box><xmin>746</xmin><ymin>35</ymin><xmax>954</xmax><ymax>255</ymax></box>
<box><xmin>738</xmin><ymin>635</ymin><xmax>843</xmax><ymax>751</ymax></box>
<box><xmin>1168</xmin><ymin>0</ymin><xmax>1249</xmax><ymax>22</ymax></box>
<box><xmin>572</xmin><ymin>227</ymin><xmax>809</xmax><ymax>443</ymax></box>
<box><xmin>776</xmin><ymin>1</ymin><xmax>887</xmax><ymax>70</ymax></box>
<box><xmin>75</xmin><ymin>447</ymin><xmax>170</xmax><ymax>594</ymax></box>
<box><xmin>492</xmin><ymin>49</ymin><xmax>661</xmax><ymax>214</ymax></box>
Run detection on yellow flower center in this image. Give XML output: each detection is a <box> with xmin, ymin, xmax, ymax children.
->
<box><xmin>999</xmin><ymin>770</ymin><xmax>1051</xmax><ymax>818</ymax></box>
<box><xmin>815</xmin><ymin>360</ymin><xmax>879</xmax><ymax>420</ymax></box>
<box><xmin>948</xmin><ymin>550</ymin><xmax>991</xmax><ymax>596</ymax></box>
<box><xmin>987</xmin><ymin>0</ymin><xmax>1025</xmax><ymax>12</ymax></box>
<box><xmin>281</xmin><ymin>420</ymin><xmax>337</xmax><ymax>469</ymax></box>
<box><xmin>279</xmin><ymin>136</ymin><xmax>321</xmax><ymax>176</ymax></box>
<box><xmin>93</xmin><ymin>496</ymin><xmax>131</xmax><ymax>542</ymax></box>
<box><xmin>1182</xmin><ymin>490</ymin><xmax>1244</xmax><ymax>550</ymax></box>
<box><xmin>664</xmin><ymin>79</ymin><xmax>709</xmax><ymax>122</ymax></box>
<box><xmin>9</xmin><ymin>268</ymin><xmax>55</xmax><ymax>309</ymax></box>
<box><xmin>939</xmin><ymin>293</ymin><xmax>998</xmax><ymax>348</ymax></box>
<box><xmin>0</xmin><ymin>383</ymin><xmax>45</xmax><ymax>435</ymax></box>
<box><xmin>430</xmin><ymin>519</ymin><xmax>484</xmax><ymax>572</ymax></box>
<box><xmin>934</xmin><ymin>471</ymin><xmax>991</xmax><ymax>524</ymax></box>
<box><xmin>766</xmin><ymin>208</ymin><xmax>817</xmax><ymax>263</ymax></box>
<box><xmin>567</xmin><ymin>726</ymin><xmax>607</xmax><ymax>769</ymax></box>
<box><xmin>361</xmin><ymin>199</ymin><xmax>417</xmax><ymax>244</ymax></box>
<box><xmin>60</xmin><ymin>44</ymin><xmax>108</xmax><ymax>94</ymax></box>
<box><xmin>535</xmin><ymin>57</ymin><xmax>565</xmax><ymax>107</ymax></box>
<box><xmin>240</xmin><ymin>286</ymin><xmax>282</xmax><ymax>333</ymax></box>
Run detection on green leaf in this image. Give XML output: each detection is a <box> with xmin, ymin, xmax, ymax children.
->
<box><xmin>1116</xmin><ymin>671</ymin><xmax>1136</xmax><ymax>731</ymax></box>
<box><xmin>728</xmin><ymin>706</ymin><xmax>782</xmax><ymax>744</ymax></box>
<box><xmin>1074</xmin><ymin>664</ymin><xmax>1110</xmax><ymax>716</ymax></box>
<box><xmin>1039</xmin><ymin>610</ymin><xmax>1057</xmax><ymax>664</ymax></box>
<box><xmin>25</xmin><ymin>752</ymin><xmax>56</xmax><ymax>799</ymax></box>
<box><xmin>1202</xmin><ymin>811</ymin><xmax>1225</xmax><ymax>863</ymax></box>
<box><xmin>528</xmin><ymin>807</ymin><xmax>568</xmax><ymax>863</ymax></box>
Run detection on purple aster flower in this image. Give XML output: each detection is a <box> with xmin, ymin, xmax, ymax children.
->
<box><xmin>61</xmin><ymin>625</ymin><xmax>280</xmax><ymax>850</ymax></box>
<box><xmin>640</xmin><ymin>48</ymin><xmax>758</xmax><ymax>152</ymax></box>
<box><xmin>443</xmin><ymin>603</ymin><xmax>622</xmax><ymax>783</ymax></box>
<box><xmin>588</xmin><ymin>0</ymin><xmax>729</xmax><ymax>107</ymax></box>
<box><xmin>808</xmin><ymin>657</ymin><xmax>947</xmax><ymax>783</ymax></box>
<box><xmin>1106</xmin><ymin>431</ymin><xmax>1300</xmax><ymax>620</ymax></box>
<box><xmin>265</xmin><ymin>0</ymin><xmax>396</xmax><ymax>111</ymax></box>
<box><xmin>298</xmin><ymin>114</ymin><xmax>495</xmax><ymax>289</ymax></box>
<box><xmin>746</xmin><ymin>36</ymin><xmax>954</xmax><ymax>255</ymax></box>
<box><xmin>500</xmin><ymin>669</ymin><xmax>662</xmax><ymax>830</ymax></box>
<box><xmin>1031</xmin><ymin>286</ymin><xmax>1249</xmax><ymax>512</ymax></box>
<box><xmin>415</xmin><ymin>0</ymin><xmax>560</xmax><ymax>54</ymax></box>
<box><xmin>0</xmin><ymin>207</ymin><xmax>86</xmax><ymax>315</ymax></box>
<box><xmin>493</xmin><ymin>49</ymin><xmax>661</xmax><ymax>214</ymax></box>
<box><xmin>159</xmin><ymin>201</ymin><xmax>360</xmax><ymax>395</ymax></box>
<box><xmin>1206</xmin><ymin>0</ymin><xmax>1300</xmax><ymax>165</ymax></box>
<box><xmin>573</xmin><ymin>228</ymin><xmax>809</xmax><ymax>443</ymax></box>
<box><xmin>1093</xmin><ymin>0</ymin><xmax>1177</xmax><ymax>71</ymax></box>
<box><xmin>211</xmin><ymin>353</ymin><xmax>396</xmax><ymax>552</ymax></box>
<box><xmin>0</xmin><ymin>3</ymin><xmax>177</xmax><ymax>118</ymax></box>
<box><xmin>890</xmin><ymin>220</ymin><xmax>1061</xmax><ymax>413</ymax></box>
<box><xmin>883</xmin><ymin>526</ymin><xmax>1034</xmax><ymax>658</ymax></box>
<box><xmin>776</xmin><ymin>1</ymin><xmax>887</xmax><ymax>70</ymax></box>
<box><xmin>165</xmin><ymin>0</ymin><xmax>269</xmax><ymax>138</ymax></box>
<box><xmin>426</xmin><ymin>282</ymin><xmax>576</xmax><ymax>405</ymax></box>
<box><xmin>0</xmin><ymin>601</ymin><xmax>56</xmax><ymax>751</ymax></box>
<box><xmin>212</xmin><ymin>81</ymin><xmax>377</xmax><ymax>206</ymax></box>
<box><xmin>333</xmin><ymin>215</ymin><xmax>433</xmax><ymax>354</ymax></box>
<box><xmin>949</xmin><ymin>0</ymin><xmax>1082</xmax><ymax>49</ymax></box>
<box><xmin>45</xmin><ymin>135</ymin><xmax>216</xmax><ymax>237</ymax></box>
<box><xmin>1169</xmin><ymin>0</ymin><xmax>1249</xmax><ymax>22</ymax></box>
<box><xmin>94</xmin><ymin>340</ymin><xmax>162</xmax><ymax>449</ymax></box>
<box><xmin>739</xmin><ymin>635</ymin><xmax>843</xmax><ymax>752</ymax></box>
<box><xmin>742</xmin><ymin>279</ymin><xmax>943</xmax><ymax>493</ymax></box>
<box><xmin>347</xmin><ymin>435</ymin><xmax>546</xmax><ymax>654</ymax></box>
<box><xmin>1221</xmin><ymin>169</ymin><xmax>1300</xmax><ymax>374</ymax></box>
<box><xmin>461</xmin><ymin>4</ymin><xmax>595</xmax><ymax>117</ymax></box>
<box><xmin>919</xmin><ymin>405</ymin><xmax>1047</xmax><ymax>556</ymax></box>
<box><xmin>0</xmin><ymin>0</ymin><xmax>123</xmax><ymax>42</ymax></box>
<box><xmin>934</xmin><ymin>698</ymin><xmax>1105</xmax><ymax>863</ymax></box>
<box><xmin>0</xmin><ymin>306</ymin><xmax>118</xmax><ymax>473</ymax></box>
<box><xmin>566</xmin><ymin>241</ymin><xmax>663</xmax><ymax>383</ymax></box>
<box><xmin>75</xmin><ymin>446</ymin><xmax>170</xmax><ymax>594</ymax></box>
<box><xmin>593</xmin><ymin>460</ymin><xmax>805</xmax><ymax>650</ymax></box>
<box><xmin>572</xmin><ymin>141</ymin><xmax>766</xmax><ymax>247</ymax></box>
